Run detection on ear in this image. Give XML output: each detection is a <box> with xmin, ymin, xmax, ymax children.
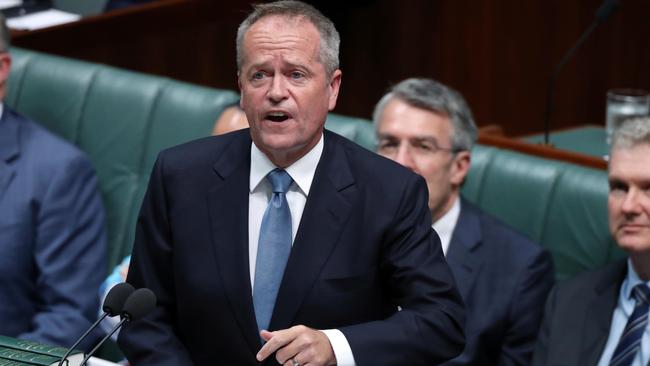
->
<box><xmin>237</xmin><ymin>72</ymin><xmax>245</xmax><ymax>109</ymax></box>
<box><xmin>0</xmin><ymin>52</ymin><xmax>11</xmax><ymax>100</ymax></box>
<box><xmin>327</xmin><ymin>69</ymin><xmax>342</xmax><ymax>111</ymax></box>
<box><xmin>450</xmin><ymin>150</ymin><xmax>471</xmax><ymax>187</ymax></box>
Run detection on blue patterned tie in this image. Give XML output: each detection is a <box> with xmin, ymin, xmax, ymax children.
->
<box><xmin>253</xmin><ymin>169</ymin><xmax>293</xmax><ymax>333</ymax></box>
<box><xmin>610</xmin><ymin>284</ymin><xmax>650</xmax><ymax>366</ymax></box>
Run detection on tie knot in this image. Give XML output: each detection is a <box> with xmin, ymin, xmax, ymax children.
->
<box><xmin>632</xmin><ymin>284</ymin><xmax>650</xmax><ymax>305</ymax></box>
<box><xmin>267</xmin><ymin>169</ymin><xmax>293</xmax><ymax>193</ymax></box>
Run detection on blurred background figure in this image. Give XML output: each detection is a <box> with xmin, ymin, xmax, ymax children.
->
<box><xmin>0</xmin><ymin>12</ymin><xmax>106</xmax><ymax>349</ymax></box>
<box><xmin>374</xmin><ymin>78</ymin><xmax>555</xmax><ymax>366</ymax></box>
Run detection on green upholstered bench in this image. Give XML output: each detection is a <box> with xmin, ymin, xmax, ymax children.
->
<box><xmin>7</xmin><ymin>47</ymin><xmax>623</xmax><ymax>283</ymax></box>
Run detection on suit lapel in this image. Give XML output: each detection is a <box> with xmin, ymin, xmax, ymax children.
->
<box><xmin>445</xmin><ymin>199</ymin><xmax>483</xmax><ymax>301</ymax></box>
<box><xmin>0</xmin><ymin>111</ymin><xmax>19</xmax><ymax>201</ymax></box>
<box><xmin>206</xmin><ymin>132</ymin><xmax>260</xmax><ymax>355</ymax></box>
<box><xmin>580</xmin><ymin>260</ymin><xmax>627</xmax><ymax>365</ymax></box>
<box><xmin>269</xmin><ymin>132</ymin><xmax>355</xmax><ymax>331</ymax></box>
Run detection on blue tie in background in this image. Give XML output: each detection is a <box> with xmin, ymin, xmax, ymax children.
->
<box><xmin>253</xmin><ymin>169</ymin><xmax>293</xmax><ymax>333</ymax></box>
<box><xmin>610</xmin><ymin>284</ymin><xmax>650</xmax><ymax>366</ymax></box>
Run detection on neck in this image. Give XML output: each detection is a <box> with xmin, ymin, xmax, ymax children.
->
<box><xmin>431</xmin><ymin>193</ymin><xmax>459</xmax><ymax>224</ymax></box>
<box><xmin>631</xmin><ymin>253</ymin><xmax>650</xmax><ymax>281</ymax></box>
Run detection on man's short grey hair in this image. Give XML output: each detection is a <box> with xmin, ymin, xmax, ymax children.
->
<box><xmin>236</xmin><ymin>0</ymin><xmax>340</xmax><ymax>76</ymax></box>
<box><xmin>0</xmin><ymin>13</ymin><xmax>10</xmax><ymax>52</ymax></box>
<box><xmin>611</xmin><ymin>117</ymin><xmax>650</xmax><ymax>151</ymax></box>
<box><xmin>373</xmin><ymin>78</ymin><xmax>478</xmax><ymax>152</ymax></box>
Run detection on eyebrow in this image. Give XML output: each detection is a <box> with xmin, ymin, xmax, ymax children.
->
<box><xmin>377</xmin><ymin>134</ymin><xmax>439</xmax><ymax>145</ymax></box>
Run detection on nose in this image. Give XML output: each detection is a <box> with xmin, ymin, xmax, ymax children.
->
<box><xmin>621</xmin><ymin>188</ymin><xmax>642</xmax><ymax>215</ymax></box>
<box><xmin>267</xmin><ymin>76</ymin><xmax>288</xmax><ymax>103</ymax></box>
<box><xmin>395</xmin><ymin>143</ymin><xmax>417</xmax><ymax>172</ymax></box>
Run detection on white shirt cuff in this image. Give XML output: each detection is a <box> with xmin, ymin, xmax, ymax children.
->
<box><xmin>321</xmin><ymin>329</ymin><xmax>356</xmax><ymax>366</ymax></box>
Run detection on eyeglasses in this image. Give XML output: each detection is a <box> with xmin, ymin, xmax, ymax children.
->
<box><xmin>377</xmin><ymin>137</ymin><xmax>460</xmax><ymax>156</ymax></box>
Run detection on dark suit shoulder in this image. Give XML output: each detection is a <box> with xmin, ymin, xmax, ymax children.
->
<box><xmin>9</xmin><ymin>108</ymin><xmax>89</xmax><ymax>163</ymax></box>
<box><xmin>553</xmin><ymin>259</ymin><xmax>626</xmax><ymax>300</ymax></box>
<box><xmin>464</xmin><ymin>199</ymin><xmax>547</xmax><ymax>262</ymax></box>
<box><xmin>158</xmin><ymin>128</ymin><xmax>250</xmax><ymax>172</ymax></box>
<box><xmin>325</xmin><ymin>130</ymin><xmax>423</xmax><ymax>187</ymax></box>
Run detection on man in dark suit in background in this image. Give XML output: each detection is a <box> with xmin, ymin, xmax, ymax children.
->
<box><xmin>118</xmin><ymin>2</ymin><xmax>465</xmax><ymax>365</ymax></box>
<box><xmin>374</xmin><ymin>78</ymin><xmax>555</xmax><ymax>365</ymax></box>
<box><xmin>533</xmin><ymin>117</ymin><xmax>650</xmax><ymax>366</ymax></box>
<box><xmin>0</xmin><ymin>14</ymin><xmax>106</xmax><ymax>349</ymax></box>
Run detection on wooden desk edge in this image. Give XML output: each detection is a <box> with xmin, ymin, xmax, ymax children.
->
<box><xmin>478</xmin><ymin>133</ymin><xmax>607</xmax><ymax>170</ymax></box>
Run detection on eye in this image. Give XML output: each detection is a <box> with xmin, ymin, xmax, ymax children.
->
<box><xmin>378</xmin><ymin>139</ymin><xmax>398</xmax><ymax>152</ymax></box>
<box><xmin>290</xmin><ymin>71</ymin><xmax>306</xmax><ymax>80</ymax></box>
<box><xmin>609</xmin><ymin>181</ymin><xmax>628</xmax><ymax>194</ymax></box>
<box><xmin>414</xmin><ymin>141</ymin><xmax>435</xmax><ymax>152</ymax></box>
<box><xmin>251</xmin><ymin>71</ymin><xmax>266</xmax><ymax>80</ymax></box>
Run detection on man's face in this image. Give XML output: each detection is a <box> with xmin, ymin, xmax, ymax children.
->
<box><xmin>608</xmin><ymin>144</ymin><xmax>650</xmax><ymax>254</ymax></box>
<box><xmin>376</xmin><ymin>98</ymin><xmax>470</xmax><ymax>222</ymax></box>
<box><xmin>238</xmin><ymin>15</ymin><xmax>341</xmax><ymax>166</ymax></box>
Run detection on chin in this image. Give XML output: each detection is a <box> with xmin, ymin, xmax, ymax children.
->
<box><xmin>617</xmin><ymin>237</ymin><xmax>650</xmax><ymax>254</ymax></box>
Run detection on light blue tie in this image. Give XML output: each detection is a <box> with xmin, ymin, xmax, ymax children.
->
<box><xmin>253</xmin><ymin>169</ymin><xmax>293</xmax><ymax>333</ymax></box>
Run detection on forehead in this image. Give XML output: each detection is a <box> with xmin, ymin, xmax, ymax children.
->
<box><xmin>609</xmin><ymin>144</ymin><xmax>650</xmax><ymax>180</ymax></box>
<box><xmin>378</xmin><ymin>98</ymin><xmax>452</xmax><ymax>139</ymax></box>
<box><xmin>242</xmin><ymin>15</ymin><xmax>321</xmax><ymax>63</ymax></box>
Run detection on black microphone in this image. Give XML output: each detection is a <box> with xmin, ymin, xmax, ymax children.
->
<box><xmin>542</xmin><ymin>0</ymin><xmax>620</xmax><ymax>144</ymax></box>
<box><xmin>57</xmin><ymin>282</ymin><xmax>135</xmax><ymax>366</ymax></box>
<box><xmin>80</xmin><ymin>288</ymin><xmax>157</xmax><ymax>366</ymax></box>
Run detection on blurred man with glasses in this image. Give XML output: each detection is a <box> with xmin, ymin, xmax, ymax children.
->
<box><xmin>374</xmin><ymin>78</ymin><xmax>554</xmax><ymax>366</ymax></box>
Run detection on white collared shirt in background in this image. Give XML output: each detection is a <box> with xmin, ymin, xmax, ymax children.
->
<box><xmin>432</xmin><ymin>197</ymin><xmax>461</xmax><ymax>257</ymax></box>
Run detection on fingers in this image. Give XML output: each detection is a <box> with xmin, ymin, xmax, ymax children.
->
<box><xmin>256</xmin><ymin>325</ymin><xmax>335</xmax><ymax>366</ymax></box>
<box><xmin>256</xmin><ymin>326</ymin><xmax>300</xmax><ymax>362</ymax></box>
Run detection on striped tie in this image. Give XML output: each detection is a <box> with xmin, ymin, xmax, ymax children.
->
<box><xmin>610</xmin><ymin>284</ymin><xmax>650</xmax><ymax>366</ymax></box>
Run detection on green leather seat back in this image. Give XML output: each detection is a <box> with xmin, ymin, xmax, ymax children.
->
<box><xmin>325</xmin><ymin>113</ymin><xmax>376</xmax><ymax>151</ymax></box>
<box><xmin>7</xmin><ymin>48</ymin><xmax>240</xmax><ymax>270</ymax></box>
<box><xmin>464</xmin><ymin>145</ymin><xmax>625</xmax><ymax>280</ymax></box>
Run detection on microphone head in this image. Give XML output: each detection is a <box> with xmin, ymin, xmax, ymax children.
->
<box><xmin>121</xmin><ymin>288</ymin><xmax>157</xmax><ymax>322</ymax></box>
<box><xmin>102</xmin><ymin>282</ymin><xmax>135</xmax><ymax>317</ymax></box>
<box><xmin>595</xmin><ymin>0</ymin><xmax>620</xmax><ymax>23</ymax></box>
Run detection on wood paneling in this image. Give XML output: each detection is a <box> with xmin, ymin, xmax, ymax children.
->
<box><xmin>11</xmin><ymin>0</ymin><xmax>650</xmax><ymax>136</ymax></box>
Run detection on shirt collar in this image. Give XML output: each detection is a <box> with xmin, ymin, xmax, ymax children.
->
<box><xmin>432</xmin><ymin>197</ymin><xmax>461</xmax><ymax>256</ymax></box>
<box><xmin>249</xmin><ymin>133</ymin><xmax>324</xmax><ymax>196</ymax></box>
<box><xmin>622</xmin><ymin>258</ymin><xmax>650</xmax><ymax>300</ymax></box>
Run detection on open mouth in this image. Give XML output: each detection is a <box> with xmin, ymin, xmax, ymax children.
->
<box><xmin>265</xmin><ymin>112</ymin><xmax>290</xmax><ymax>122</ymax></box>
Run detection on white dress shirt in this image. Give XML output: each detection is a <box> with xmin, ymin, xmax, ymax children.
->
<box><xmin>248</xmin><ymin>134</ymin><xmax>356</xmax><ymax>366</ymax></box>
<box><xmin>432</xmin><ymin>197</ymin><xmax>461</xmax><ymax>257</ymax></box>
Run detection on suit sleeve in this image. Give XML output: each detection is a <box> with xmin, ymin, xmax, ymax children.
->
<box><xmin>340</xmin><ymin>175</ymin><xmax>466</xmax><ymax>366</ymax></box>
<box><xmin>498</xmin><ymin>250</ymin><xmax>555</xmax><ymax>366</ymax></box>
<box><xmin>118</xmin><ymin>153</ymin><xmax>195</xmax><ymax>366</ymax></box>
<box><xmin>21</xmin><ymin>154</ymin><xmax>107</xmax><ymax>349</ymax></box>
<box><xmin>531</xmin><ymin>282</ymin><xmax>559</xmax><ymax>366</ymax></box>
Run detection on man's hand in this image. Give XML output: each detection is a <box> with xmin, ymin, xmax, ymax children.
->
<box><xmin>256</xmin><ymin>325</ymin><xmax>337</xmax><ymax>366</ymax></box>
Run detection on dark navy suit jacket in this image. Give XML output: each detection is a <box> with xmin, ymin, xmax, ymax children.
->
<box><xmin>0</xmin><ymin>107</ymin><xmax>106</xmax><ymax>348</ymax></box>
<box><xmin>532</xmin><ymin>260</ymin><xmax>626</xmax><ymax>366</ymax></box>
<box><xmin>444</xmin><ymin>199</ymin><xmax>554</xmax><ymax>366</ymax></box>
<box><xmin>119</xmin><ymin>129</ymin><xmax>466</xmax><ymax>366</ymax></box>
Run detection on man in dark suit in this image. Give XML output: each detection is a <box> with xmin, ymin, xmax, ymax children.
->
<box><xmin>118</xmin><ymin>2</ymin><xmax>465</xmax><ymax>365</ymax></box>
<box><xmin>374</xmin><ymin>78</ymin><xmax>555</xmax><ymax>365</ymax></box>
<box><xmin>0</xmin><ymin>14</ymin><xmax>107</xmax><ymax>348</ymax></box>
<box><xmin>533</xmin><ymin>117</ymin><xmax>650</xmax><ymax>366</ymax></box>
